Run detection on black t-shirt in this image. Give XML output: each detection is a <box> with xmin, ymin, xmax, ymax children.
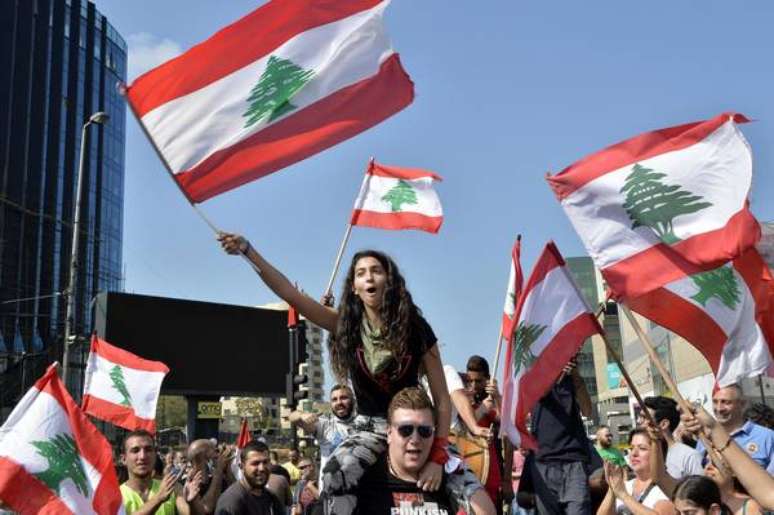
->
<box><xmin>215</xmin><ymin>482</ymin><xmax>285</xmax><ymax>515</ymax></box>
<box><xmin>354</xmin><ymin>454</ymin><xmax>453</xmax><ymax>515</ymax></box>
<box><xmin>350</xmin><ymin>316</ymin><xmax>436</xmax><ymax>417</ymax></box>
<box><xmin>532</xmin><ymin>375</ymin><xmax>591</xmax><ymax>463</ymax></box>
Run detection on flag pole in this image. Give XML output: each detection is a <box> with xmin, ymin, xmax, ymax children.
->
<box><xmin>323</xmin><ymin>157</ymin><xmax>374</xmax><ymax>297</ymax></box>
<box><xmin>119</xmin><ymin>83</ymin><xmax>261</xmax><ymax>273</ymax></box>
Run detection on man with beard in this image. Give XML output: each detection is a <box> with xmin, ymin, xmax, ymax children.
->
<box><xmin>289</xmin><ymin>384</ymin><xmax>355</xmax><ymax>489</ymax></box>
<box><xmin>120</xmin><ymin>429</ymin><xmax>202</xmax><ymax>514</ymax></box>
<box><xmin>354</xmin><ymin>387</ymin><xmax>495</xmax><ymax>515</ymax></box>
<box><xmin>594</xmin><ymin>425</ymin><xmax>625</xmax><ymax>467</ymax></box>
<box><xmin>215</xmin><ymin>440</ymin><xmax>285</xmax><ymax>515</ymax></box>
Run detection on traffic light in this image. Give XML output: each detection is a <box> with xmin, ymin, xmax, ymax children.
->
<box><xmin>286</xmin><ymin>318</ymin><xmax>309</xmax><ymax>410</ymax></box>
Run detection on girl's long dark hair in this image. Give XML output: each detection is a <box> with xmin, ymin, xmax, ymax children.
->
<box><xmin>328</xmin><ymin>250</ymin><xmax>421</xmax><ymax>383</ymax></box>
<box><xmin>673</xmin><ymin>475</ymin><xmax>731</xmax><ymax>514</ymax></box>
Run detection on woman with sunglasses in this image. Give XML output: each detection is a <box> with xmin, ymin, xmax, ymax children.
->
<box><xmin>219</xmin><ymin>233</ymin><xmax>486</xmax><ymax>515</ymax></box>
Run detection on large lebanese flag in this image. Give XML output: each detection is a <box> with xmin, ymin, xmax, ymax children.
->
<box><xmin>500</xmin><ymin>242</ymin><xmax>602</xmax><ymax>448</ymax></box>
<box><xmin>501</xmin><ymin>237</ymin><xmax>524</xmax><ymax>344</ymax></box>
<box><xmin>350</xmin><ymin>161</ymin><xmax>443</xmax><ymax>233</ymax></box>
<box><xmin>547</xmin><ymin>113</ymin><xmax>760</xmax><ymax>301</ymax></box>
<box><xmin>627</xmin><ymin>248</ymin><xmax>774</xmax><ymax>387</ymax></box>
<box><xmin>126</xmin><ymin>0</ymin><xmax>414</xmax><ymax>203</ymax></box>
<box><xmin>82</xmin><ymin>335</ymin><xmax>169</xmax><ymax>433</ymax></box>
<box><xmin>0</xmin><ymin>364</ymin><xmax>122</xmax><ymax>514</ymax></box>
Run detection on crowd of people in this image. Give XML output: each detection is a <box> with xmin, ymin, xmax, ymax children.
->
<box><xmin>106</xmin><ymin>235</ymin><xmax>774</xmax><ymax>514</ymax></box>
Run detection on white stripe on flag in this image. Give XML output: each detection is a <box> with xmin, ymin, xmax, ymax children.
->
<box><xmin>142</xmin><ymin>3</ymin><xmax>392</xmax><ymax>174</ymax></box>
<box><xmin>84</xmin><ymin>353</ymin><xmax>166</xmax><ymax>419</ymax></box>
<box><xmin>354</xmin><ymin>175</ymin><xmax>442</xmax><ymax>216</ymax></box>
<box><xmin>561</xmin><ymin>120</ymin><xmax>752</xmax><ymax>269</ymax></box>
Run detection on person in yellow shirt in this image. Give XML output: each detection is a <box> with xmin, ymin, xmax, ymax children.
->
<box><xmin>120</xmin><ymin>429</ymin><xmax>203</xmax><ymax>514</ymax></box>
<box><xmin>282</xmin><ymin>449</ymin><xmax>302</xmax><ymax>486</ymax></box>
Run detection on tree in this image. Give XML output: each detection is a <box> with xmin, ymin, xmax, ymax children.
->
<box><xmin>156</xmin><ymin>396</ymin><xmax>187</xmax><ymax>429</ymax></box>
<box><xmin>234</xmin><ymin>397</ymin><xmax>265</xmax><ymax>420</ymax></box>
<box><xmin>511</xmin><ymin>321</ymin><xmax>547</xmax><ymax>375</ymax></box>
<box><xmin>620</xmin><ymin>163</ymin><xmax>712</xmax><ymax>244</ymax></box>
<box><xmin>690</xmin><ymin>266</ymin><xmax>742</xmax><ymax>310</ymax></box>
<box><xmin>381</xmin><ymin>180</ymin><xmax>418</xmax><ymax>212</ymax></box>
<box><xmin>109</xmin><ymin>365</ymin><xmax>132</xmax><ymax>407</ymax></box>
<box><xmin>31</xmin><ymin>433</ymin><xmax>90</xmax><ymax>497</ymax></box>
<box><xmin>242</xmin><ymin>55</ymin><xmax>315</xmax><ymax>128</ymax></box>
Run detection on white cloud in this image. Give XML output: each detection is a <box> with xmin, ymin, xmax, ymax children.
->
<box><xmin>126</xmin><ymin>32</ymin><xmax>183</xmax><ymax>82</ymax></box>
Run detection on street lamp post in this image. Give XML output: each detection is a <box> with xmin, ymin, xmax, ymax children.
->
<box><xmin>62</xmin><ymin>111</ymin><xmax>109</xmax><ymax>389</ymax></box>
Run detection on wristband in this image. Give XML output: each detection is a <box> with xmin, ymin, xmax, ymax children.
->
<box><xmin>429</xmin><ymin>437</ymin><xmax>449</xmax><ymax>465</ymax></box>
<box><xmin>239</xmin><ymin>239</ymin><xmax>250</xmax><ymax>255</ymax></box>
<box><xmin>713</xmin><ymin>436</ymin><xmax>732</xmax><ymax>453</ymax></box>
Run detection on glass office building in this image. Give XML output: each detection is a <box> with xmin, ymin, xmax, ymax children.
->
<box><xmin>0</xmin><ymin>0</ymin><xmax>127</xmax><ymax>357</ymax></box>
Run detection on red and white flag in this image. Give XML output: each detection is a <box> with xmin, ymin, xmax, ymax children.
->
<box><xmin>0</xmin><ymin>364</ymin><xmax>122</xmax><ymax>514</ymax></box>
<box><xmin>231</xmin><ymin>418</ymin><xmax>253</xmax><ymax>480</ymax></box>
<box><xmin>350</xmin><ymin>161</ymin><xmax>443</xmax><ymax>233</ymax></box>
<box><xmin>627</xmin><ymin>248</ymin><xmax>774</xmax><ymax>387</ymax></box>
<box><xmin>126</xmin><ymin>0</ymin><xmax>413</xmax><ymax>203</ymax></box>
<box><xmin>82</xmin><ymin>335</ymin><xmax>169</xmax><ymax>433</ymax></box>
<box><xmin>501</xmin><ymin>236</ymin><xmax>524</xmax><ymax>344</ymax></box>
<box><xmin>500</xmin><ymin>242</ymin><xmax>602</xmax><ymax>448</ymax></box>
<box><xmin>547</xmin><ymin>113</ymin><xmax>760</xmax><ymax>300</ymax></box>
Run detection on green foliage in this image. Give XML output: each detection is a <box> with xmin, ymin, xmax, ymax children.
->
<box><xmin>242</xmin><ymin>55</ymin><xmax>315</xmax><ymax>128</ymax></box>
<box><xmin>620</xmin><ymin>163</ymin><xmax>712</xmax><ymax>244</ymax></box>
<box><xmin>155</xmin><ymin>396</ymin><xmax>187</xmax><ymax>429</ymax></box>
<box><xmin>511</xmin><ymin>321</ymin><xmax>547</xmax><ymax>375</ymax></box>
<box><xmin>31</xmin><ymin>433</ymin><xmax>90</xmax><ymax>497</ymax></box>
<box><xmin>690</xmin><ymin>266</ymin><xmax>742</xmax><ymax>310</ymax></box>
<box><xmin>381</xmin><ymin>180</ymin><xmax>418</xmax><ymax>212</ymax></box>
<box><xmin>109</xmin><ymin>365</ymin><xmax>132</xmax><ymax>407</ymax></box>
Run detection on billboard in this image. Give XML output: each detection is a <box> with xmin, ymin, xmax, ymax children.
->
<box><xmin>94</xmin><ymin>292</ymin><xmax>290</xmax><ymax>397</ymax></box>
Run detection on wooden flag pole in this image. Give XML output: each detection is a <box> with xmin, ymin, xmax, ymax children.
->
<box><xmin>323</xmin><ymin>157</ymin><xmax>374</xmax><ymax>298</ymax></box>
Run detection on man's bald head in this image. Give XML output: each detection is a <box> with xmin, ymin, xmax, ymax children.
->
<box><xmin>187</xmin><ymin>439</ymin><xmax>216</xmax><ymax>466</ymax></box>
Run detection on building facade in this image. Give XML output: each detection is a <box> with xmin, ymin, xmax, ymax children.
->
<box><xmin>0</xmin><ymin>0</ymin><xmax>127</xmax><ymax>361</ymax></box>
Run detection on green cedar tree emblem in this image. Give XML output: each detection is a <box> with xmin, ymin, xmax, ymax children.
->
<box><xmin>242</xmin><ymin>55</ymin><xmax>315</xmax><ymax>128</ymax></box>
<box><xmin>110</xmin><ymin>365</ymin><xmax>132</xmax><ymax>407</ymax></box>
<box><xmin>381</xmin><ymin>180</ymin><xmax>418</xmax><ymax>212</ymax></box>
<box><xmin>511</xmin><ymin>321</ymin><xmax>547</xmax><ymax>375</ymax></box>
<box><xmin>620</xmin><ymin>163</ymin><xmax>712</xmax><ymax>244</ymax></box>
<box><xmin>689</xmin><ymin>266</ymin><xmax>741</xmax><ymax>310</ymax></box>
<box><xmin>31</xmin><ymin>433</ymin><xmax>90</xmax><ymax>497</ymax></box>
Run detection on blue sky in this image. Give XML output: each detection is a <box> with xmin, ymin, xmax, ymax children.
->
<box><xmin>96</xmin><ymin>0</ymin><xmax>774</xmax><ymax>389</ymax></box>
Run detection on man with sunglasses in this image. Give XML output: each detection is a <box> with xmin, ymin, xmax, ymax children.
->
<box><xmin>354</xmin><ymin>387</ymin><xmax>496</xmax><ymax>515</ymax></box>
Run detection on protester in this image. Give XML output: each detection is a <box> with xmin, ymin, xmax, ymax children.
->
<box><xmin>120</xmin><ymin>429</ymin><xmax>202</xmax><ymax>514</ymax></box>
<box><xmin>215</xmin><ymin>440</ymin><xmax>285</xmax><ymax>515</ymax></box>
<box><xmin>219</xmin><ymin>234</ymin><xmax>483</xmax><ymax>514</ymax></box>
<box><xmin>511</xmin><ymin>448</ymin><xmax>535</xmax><ymax>515</ymax></box>
<box><xmin>703</xmin><ymin>458</ymin><xmax>763</xmax><ymax>514</ymax></box>
<box><xmin>283</xmin><ymin>449</ymin><xmax>302</xmax><ymax>486</ymax></box>
<box><xmin>694</xmin><ymin>385</ymin><xmax>774</xmax><ymax>474</ymax></box>
<box><xmin>595</xmin><ymin>425</ymin><xmax>626</xmax><ymax>467</ymax></box>
<box><xmin>596</xmin><ymin>428</ymin><xmax>674</xmax><ymax>515</ymax></box>
<box><xmin>188</xmin><ymin>438</ymin><xmax>234</xmax><ymax>514</ymax></box>
<box><xmin>289</xmin><ymin>384</ymin><xmax>355</xmax><ymax>488</ymax></box>
<box><xmin>292</xmin><ymin>458</ymin><xmax>321</xmax><ymax>515</ymax></box>
<box><xmin>265</xmin><ymin>466</ymin><xmax>292</xmax><ymax>513</ymax></box>
<box><xmin>672</xmin><ymin>475</ymin><xmax>731</xmax><ymax>515</ymax></box>
<box><xmin>640</xmin><ymin>396</ymin><xmax>703</xmax><ymax>479</ymax></box>
<box><xmin>527</xmin><ymin>357</ymin><xmax>595</xmax><ymax>514</ymax></box>
<box><xmin>681</xmin><ymin>404</ymin><xmax>774</xmax><ymax>510</ymax></box>
<box><xmin>354</xmin><ymin>387</ymin><xmax>496</xmax><ymax>514</ymax></box>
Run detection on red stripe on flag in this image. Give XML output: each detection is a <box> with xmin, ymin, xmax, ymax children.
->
<box><xmin>92</xmin><ymin>335</ymin><xmax>170</xmax><ymax>373</ymax></box>
<box><xmin>547</xmin><ymin>112</ymin><xmax>750</xmax><ymax>200</ymax></box>
<box><xmin>367</xmin><ymin>161</ymin><xmax>442</xmax><ymax>181</ymax></box>
<box><xmin>237</xmin><ymin>419</ymin><xmax>252</xmax><ymax>449</ymax></box>
<box><xmin>127</xmin><ymin>0</ymin><xmax>384</xmax><ymax>117</ymax></box>
<box><xmin>350</xmin><ymin>210</ymin><xmax>443</xmax><ymax>233</ymax></box>
<box><xmin>502</xmin><ymin>238</ymin><xmax>524</xmax><ymax>343</ymax></box>
<box><xmin>626</xmin><ymin>288</ymin><xmax>726</xmax><ymax>374</ymax></box>
<box><xmin>602</xmin><ymin>208</ymin><xmax>761</xmax><ymax>300</ymax></box>
<box><xmin>81</xmin><ymin>394</ymin><xmax>156</xmax><ymax>433</ymax></box>
<box><xmin>36</xmin><ymin>367</ymin><xmax>123</xmax><ymax>515</ymax></box>
<box><xmin>0</xmin><ymin>457</ymin><xmax>72</xmax><ymax>514</ymax></box>
<box><xmin>175</xmin><ymin>54</ymin><xmax>414</xmax><ymax>202</ymax></box>
<box><xmin>511</xmin><ymin>242</ymin><xmax>565</xmax><ymax>322</ymax></box>
<box><xmin>512</xmin><ymin>313</ymin><xmax>600</xmax><ymax>450</ymax></box>
<box><xmin>734</xmin><ymin>248</ymin><xmax>774</xmax><ymax>349</ymax></box>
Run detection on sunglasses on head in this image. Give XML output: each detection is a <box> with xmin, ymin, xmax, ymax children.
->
<box><xmin>395</xmin><ymin>424</ymin><xmax>434</xmax><ymax>439</ymax></box>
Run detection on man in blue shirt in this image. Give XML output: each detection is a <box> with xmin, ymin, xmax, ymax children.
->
<box><xmin>695</xmin><ymin>384</ymin><xmax>774</xmax><ymax>474</ymax></box>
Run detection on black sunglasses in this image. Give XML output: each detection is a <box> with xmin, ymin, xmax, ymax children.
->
<box><xmin>395</xmin><ymin>424</ymin><xmax>434</xmax><ymax>439</ymax></box>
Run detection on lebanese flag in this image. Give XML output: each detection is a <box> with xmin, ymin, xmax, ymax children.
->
<box><xmin>0</xmin><ymin>364</ymin><xmax>122</xmax><ymax>514</ymax></box>
<box><xmin>546</xmin><ymin>113</ymin><xmax>760</xmax><ymax>301</ymax></box>
<box><xmin>500</xmin><ymin>242</ymin><xmax>602</xmax><ymax>448</ymax></box>
<box><xmin>501</xmin><ymin>236</ymin><xmax>524</xmax><ymax>343</ymax></box>
<box><xmin>125</xmin><ymin>0</ymin><xmax>413</xmax><ymax>203</ymax></box>
<box><xmin>82</xmin><ymin>335</ymin><xmax>169</xmax><ymax>433</ymax></box>
<box><xmin>627</xmin><ymin>248</ymin><xmax>774</xmax><ymax>387</ymax></box>
<box><xmin>350</xmin><ymin>160</ymin><xmax>443</xmax><ymax>233</ymax></box>
<box><xmin>231</xmin><ymin>418</ymin><xmax>253</xmax><ymax>480</ymax></box>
